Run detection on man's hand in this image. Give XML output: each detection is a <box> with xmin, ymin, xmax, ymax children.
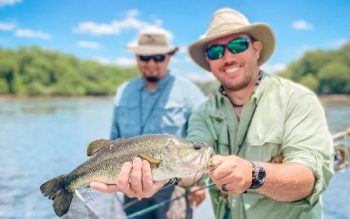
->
<box><xmin>187</xmin><ymin>186</ymin><xmax>206</xmax><ymax>208</ymax></box>
<box><xmin>209</xmin><ymin>155</ymin><xmax>252</xmax><ymax>195</ymax></box>
<box><xmin>90</xmin><ymin>157</ymin><xmax>167</xmax><ymax>199</ymax></box>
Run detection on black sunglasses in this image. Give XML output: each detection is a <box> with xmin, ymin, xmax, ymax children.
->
<box><xmin>206</xmin><ymin>37</ymin><xmax>254</xmax><ymax>60</ymax></box>
<box><xmin>139</xmin><ymin>54</ymin><xmax>166</xmax><ymax>63</ymax></box>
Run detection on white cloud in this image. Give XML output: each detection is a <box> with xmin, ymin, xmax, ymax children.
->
<box><xmin>15</xmin><ymin>28</ymin><xmax>51</xmax><ymax>40</ymax></box>
<box><xmin>331</xmin><ymin>38</ymin><xmax>349</xmax><ymax>47</ymax></box>
<box><xmin>0</xmin><ymin>21</ymin><xmax>51</xmax><ymax>41</ymax></box>
<box><xmin>126</xmin><ymin>37</ymin><xmax>138</xmax><ymax>48</ymax></box>
<box><xmin>73</xmin><ymin>9</ymin><xmax>174</xmax><ymax>41</ymax></box>
<box><xmin>74</xmin><ymin>21</ymin><xmax>118</xmax><ymax>36</ymax></box>
<box><xmin>198</xmin><ymin>32</ymin><xmax>208</xmax><ymax>40</ymax></box>
<box><xmin>77</xmin><ymin>40</ymin><xmax>101</xmax><ymax>49</ymax></box>
<box><xmin>292</xmin><ymin>20</ymin><xmax>313</xmax><ymax>30</ymax></box>
<box><xmin>0</xmin><ymin>21</ymin><xmax>16</xmax><ymax>31</ymax></box>
<box><xmin>127</xmin><ymin>9</ymin><xmax>139</xmax><ymax>18</ymax></box>
<box><xmin>184</xmin><ymin>56</ymin><xmax>193</xmax><ymax>64</ymax></box>
<box><xmin>73</xmin><ymin>9</ymin><xmax>142</xmax><ymax>36</ymax></box>
<box><xmin>93</xmin><ymin>57</ymin><xmax>113</xmax><ymax>65</ymax></box>
<box><xmin>261</xmin><ymin>63</ymin><xmax>287</xmax><ymax>74</ymax></box>
<box><xmin>178</xmin><ymin>46</ymin><xmax>187</xmax><ymax>54</ymax></box>
<box><xmin>115</xmin><ymin>57</ymin><xmax>136</xmax><ymax>66</ymax></box>
<box><xmin>0</xmin><ymin>0</ymin><xmax>21</xmax><ymax>7</ymax></box>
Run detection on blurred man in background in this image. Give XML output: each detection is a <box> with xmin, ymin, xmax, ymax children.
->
<box><xmin>109</xmin><ymin>32</ymin><xmax>207</xmax><ymax>219</ymax></box>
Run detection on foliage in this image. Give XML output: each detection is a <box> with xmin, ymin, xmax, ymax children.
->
<box><xmin>0</xmin><ymin>47</ymin><xmax>139</xmax><ymax>96</ymax></box>
<box><xmin>279</xmin><ymin>42</ymin><xmax>350</xmax><ymax>94</ymax></box>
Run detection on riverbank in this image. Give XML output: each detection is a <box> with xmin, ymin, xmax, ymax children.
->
<box><xmin>319</xmin><ymin>95</ymin><xmax>350</xmax><ymax>102</ymax></box>
<box><xmin>0</xmin><ymin>94</ymin><xmax>114</xmax><ymax>100</ymax></box>
<box><xmin>1</xmin><ymin>94</ymin><xmax>349</xmax><ymax>100</ymax></box>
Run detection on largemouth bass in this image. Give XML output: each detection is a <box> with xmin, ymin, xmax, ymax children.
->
<box><xmin>40</xmin><ymin>134</ymin><xmax>214</xmax><ymax>217</ymax></box>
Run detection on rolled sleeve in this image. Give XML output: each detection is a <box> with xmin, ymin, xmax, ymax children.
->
<box><xmin>282</xmin><ymin>93</ymin><xmax>334</xmax><ymax>205</ymax></box>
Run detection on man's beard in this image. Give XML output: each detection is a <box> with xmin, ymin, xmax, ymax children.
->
<box><xmin>145</xmin><ymin>76</ymin><xmax>160</xmax><ymax>83</ymax></box>
<box><xmin>223</xmin><ymin>74</ymin><xmax>251</xmax><ymax>91</ymax></box>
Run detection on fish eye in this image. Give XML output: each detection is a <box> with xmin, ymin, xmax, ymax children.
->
<box><xmin>193</xmin><ymin>142</ymin><xmax>202</xmax><ymax>150</ymax></box>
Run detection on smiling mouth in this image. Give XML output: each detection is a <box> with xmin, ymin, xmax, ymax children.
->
<box><xmin>223</xmin><ymin>65</ymin><xmax>241</xmax><ymax>75</ymax></box>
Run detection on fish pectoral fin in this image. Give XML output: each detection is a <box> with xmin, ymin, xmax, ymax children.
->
<box><xmin>138</xmin><ymin>154</ymin><xmax>161</xmax><ymax>167</ymax></box>
<box><xmin>87</xmin><ymin>139</ymin><xmax>114</xmax><ymax>156</ymax></box>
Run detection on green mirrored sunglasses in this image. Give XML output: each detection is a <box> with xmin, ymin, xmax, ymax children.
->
<box><xmin>206</xmin><ymin>37</ymin><xmax>253</xmax><ymax>60</ymax></box>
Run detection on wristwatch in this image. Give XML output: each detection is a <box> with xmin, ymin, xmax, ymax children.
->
<box><xmin>249</xmin><ymin>161</ymin><xmax>266</xmax><ymax>189</ymax></box>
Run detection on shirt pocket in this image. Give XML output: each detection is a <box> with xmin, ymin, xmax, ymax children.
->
<box><xmin>245</xmin><ymin>131</ymin><xmax>282</xmax><ymax>162</ymax></box>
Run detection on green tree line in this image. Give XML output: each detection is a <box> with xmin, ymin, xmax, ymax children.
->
<box><xmin>0</xmin><ymin>46</ymin><xmax>139</xmax><ymax>96</ymax></box>
<box><xmin>279</xmin><ymin>42</ymin><xmax>350</xmax><ymax>94</ymax></box>
<box><xmin>1</xmin><ymin>43</ymin><xmax>349</xmax><ymax>96</ymax></box>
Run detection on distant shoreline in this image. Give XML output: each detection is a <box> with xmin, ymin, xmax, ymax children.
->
<box><xmin>0</xmin><ymin>94</ymin><xmax>114</xmax><ymax>100</ymax></box>
<box><xmin>1</xmin><ymin>94</ymin><xmax>349</xmax><ymax>101</ymax></box>
<box><xmin>319</xmin><ymin>95</ymin><xmax>350</xmax><ymax>101</ymax></box>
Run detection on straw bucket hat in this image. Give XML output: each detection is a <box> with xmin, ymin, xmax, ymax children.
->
<box><xmin>188</xmin><ymin>8</ymin><xmax>275</xmax><ymax>72</ymax></box>
<box><xmin>128</xmin><ymin>32</ymin><xmax>178</xmax><ymax>55</ymax></box>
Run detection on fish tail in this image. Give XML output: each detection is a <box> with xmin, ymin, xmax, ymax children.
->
<box><xmin>40</xmin><ymin>175</ymin><xmax>73</xmax><ymax>217</ymax></box>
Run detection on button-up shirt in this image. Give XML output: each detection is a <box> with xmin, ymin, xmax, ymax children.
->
<box><xmin>111</xmin><ymin>74</ymin><xmax>206</xmax><ymax>139</ymax></box>
<box><xmin>187</xmin><ymin>72</ymin><xmax>334</xmax><ymax>219</ymax></box>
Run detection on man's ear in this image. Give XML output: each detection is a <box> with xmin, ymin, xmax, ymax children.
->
<box><xmin>253</xmin><ymin>41</ymin><xmax>263</xmax><ymax>52</ymax></box>
<box><xmin>253</xmin><ymin>41</ymin><xmax>263</xmax><ymax>60</ymax></box>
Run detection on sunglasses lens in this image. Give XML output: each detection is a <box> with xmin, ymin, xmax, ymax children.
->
<box><xmin>139</xmin><ymin>55</ymin><xmax>151</xmax><ymax>62</ymax></box>
<box><xmin>154</xmin><ymin>55</ymin><xmax>166</xmax><ymax>62</ymax></box>
<box><xmin>139</xmin><ymin>55</ymin><xmax>166</xmax><ymax>62</ymax></box>
<box><xmin>206</xmin><ymin>45</ymin><xmax>225</xmax><ymax>60</ymax></box>
<box><xmin>227</xmin><ymin>38</ymin><xmax>249</xmax><ymax>54</ymax></box>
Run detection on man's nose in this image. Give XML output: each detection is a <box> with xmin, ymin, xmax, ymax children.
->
<box><xmin>221</xmin><ymin>48</ymin><xmax>237</xmax><ymax>64</ymax></box>
<box><xmin>148</xmin><ymin>58</ymin><xmax>157</xmax><ymax>65</ymax></box>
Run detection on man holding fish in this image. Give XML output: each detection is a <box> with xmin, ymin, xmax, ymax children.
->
<box><xmin>91</xmin><ymin>7</ymin><xmax>334</xmax><ymax>219</ymax></box>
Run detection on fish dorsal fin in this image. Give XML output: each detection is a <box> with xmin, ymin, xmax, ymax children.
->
<box><xmin>138</xmin><ymin>154</ymin><xmax>161</xmax><ymax>167</ymax></box>
<box><xmin>87</xmin><ymin>139</ymin><xmax>114</xmax><ymax>156</ymax></box>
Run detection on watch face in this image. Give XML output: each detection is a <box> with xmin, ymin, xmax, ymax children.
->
<box><xmin>258</xmin><ymin>169</ymin><xmax>266</xmax><ymax>179</ymax></box>
<box><xmin>250</xmin><ymin>162</ymin><xmax>266</xmax><ymax>189</ymax></box>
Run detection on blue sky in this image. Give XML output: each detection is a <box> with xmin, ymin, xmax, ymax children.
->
<box><xmin>0</xmin><ymin>0</ymin><xmax>349</xmax><ymax>81</ymax></box>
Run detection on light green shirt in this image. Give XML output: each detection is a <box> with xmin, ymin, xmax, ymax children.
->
<box><xmin>187</xmin><ymin>72</ymin><xmax>334</xmax><ymax>219</ymax></box>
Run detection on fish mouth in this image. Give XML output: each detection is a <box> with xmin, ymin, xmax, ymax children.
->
<box><xmin>201</xmin><ymin>147</ymin><xmax>215</xmax><ymax>170</ymax></box>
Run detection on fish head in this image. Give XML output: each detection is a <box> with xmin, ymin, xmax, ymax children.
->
<box><xmin>165</xmin><ymin>140</ymin><xmax>214</xmax><ymax>177</ymax></box>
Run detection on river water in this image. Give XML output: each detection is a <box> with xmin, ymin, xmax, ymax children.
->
<box><xmin>0</xmin><ymin>96</ymin><xmax>349</xmax><ymax>219</ymax></box>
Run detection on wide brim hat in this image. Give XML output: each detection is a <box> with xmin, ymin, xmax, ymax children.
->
<box><xmin>128</xmin><ymin>32</ymin><xmax>178</xmax><ymax>55</ymax></box>
<box><xmin>188</xmin><ymin>8</ymin><xmax>275</xmax><ymax>72</ymax></box>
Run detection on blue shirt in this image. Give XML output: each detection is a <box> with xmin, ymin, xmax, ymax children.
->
<box><xmin>111</xmin><ymin>74</ymin><xmax>206</xmax><ymax>139</ymax></box>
